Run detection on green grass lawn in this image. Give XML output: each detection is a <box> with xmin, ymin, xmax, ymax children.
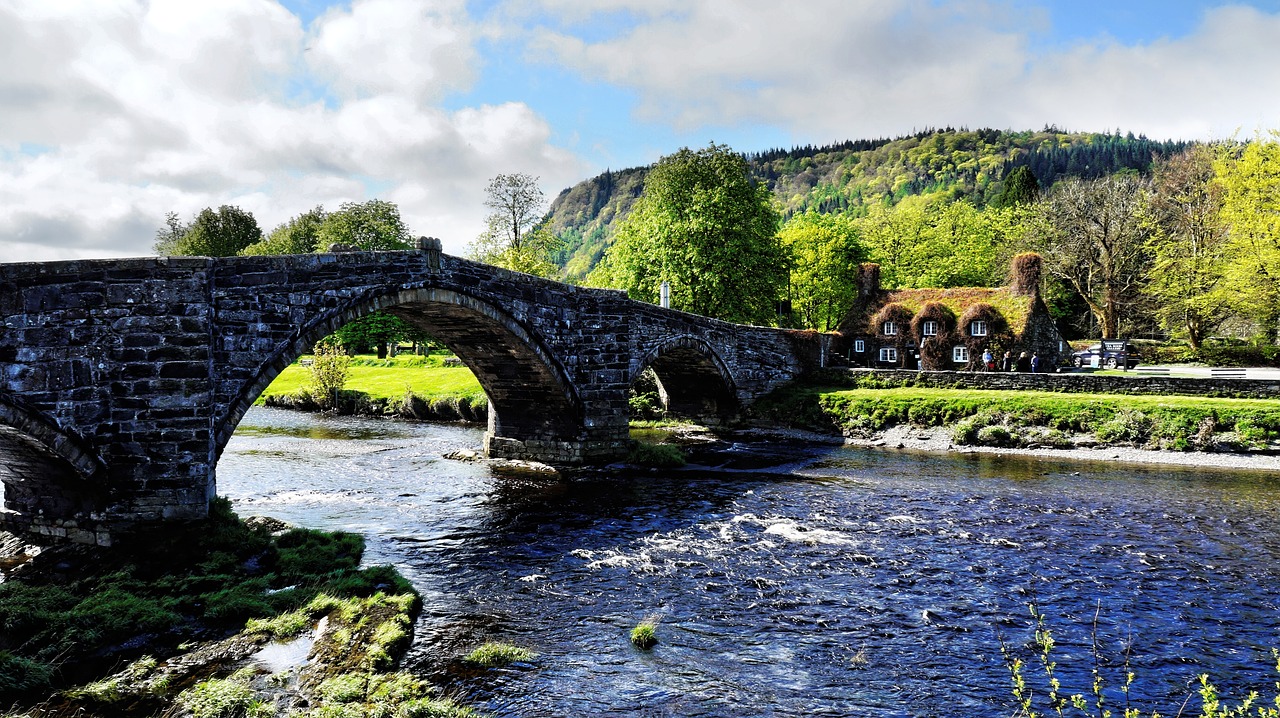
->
<box><xmin>753</xmin><ymin>384</ymin><xmax>1280</xmax><ymax>450</ymax></box>
<box><xmin>257</xmin><ymin>353</ymin><xmax>485</xmax><ymax>405</ymax></box>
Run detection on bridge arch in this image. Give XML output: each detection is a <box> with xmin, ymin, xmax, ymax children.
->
<box><xmin>0</xmin><ymin>395</ymin><xmax>106</xmax><ymax>525</ymax></box>
<box><xmin>632</xmin><ymin>335</ymin><xmax>738</xmax><ymax>420</ymax></box>
<box><xmin>215</xmin><ymin>285</ymin><xmax>584</xmax><ymax>457</ymax></box>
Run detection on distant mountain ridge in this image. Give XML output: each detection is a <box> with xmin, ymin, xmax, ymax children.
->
<box><xmin>546</xmin><ymin>127</ymin><xmax>1189</xmax><ymax>281</ymax></box>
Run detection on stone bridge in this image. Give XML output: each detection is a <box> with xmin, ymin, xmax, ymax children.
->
<box><xmin>0</xmin><ymin>242</ymin><xmax>827</xmax><ymax>544</ymax></box>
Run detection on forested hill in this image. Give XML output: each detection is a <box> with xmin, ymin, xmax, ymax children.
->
<box><xmin>547</xmin><ymin>127</ymin><xmax>1188</xmax><ymax>280</ymax></box>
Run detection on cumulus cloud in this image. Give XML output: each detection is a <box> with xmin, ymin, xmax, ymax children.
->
<box><xmin>0</xmin><ymin>0</ymin><xmax>583</xmax><ymax>262</ymax></box>
<box><xmin>307</xmin><ymin>0</ymin><xmax>477</xmax><ymax>103</ymax></box>
<box><xmin>529</xmin><ymin>1</ymin><xmax>1280</xmax><ymax>140</ymax></box>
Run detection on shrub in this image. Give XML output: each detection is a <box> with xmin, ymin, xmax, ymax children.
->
<box><xmin>1093</xmin><ymin>409</ymin><xmax>1153</xmax><ymax>445</ymax></box>
<box><xmin>310</xmin><ymin>339</ymin><xmax>352</xmax><ymax>409</ymax></box>
<box><xmin>976</xmin><ymin>424</ymin><xmax>1014</xmax><ymax>446</ymax></box>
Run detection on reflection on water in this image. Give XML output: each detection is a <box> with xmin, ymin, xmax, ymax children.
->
<box><xmin>220</xmin><ymin>408</ymin><xmax>1280</xmax><ymax>717</ymax></box>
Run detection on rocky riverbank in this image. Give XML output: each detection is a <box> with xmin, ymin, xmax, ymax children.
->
<box><xmin>837</xmin><ymin>424</ymin><xmax>1280</xmax><ymax>471</ymax></box>
<box><xmin>0</xmin><ymin>502</ymin><xmax>479</xmax><ymax>718</ymax></box>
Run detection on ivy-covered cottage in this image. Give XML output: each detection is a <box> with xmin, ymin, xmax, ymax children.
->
<box><xmin>835</xmin><ymin>253</ymin><xmax>1067</xmax><ymax>370</ymax></box>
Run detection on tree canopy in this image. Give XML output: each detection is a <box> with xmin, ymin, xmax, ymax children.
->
<box><xmin>467</xmin><ymin>172</ymin><xmax>562</xmax><ymax>277</ymax></box>
<box><xmin>1145</xmin><ymin>146</ymin><xmax>1231</xmax><ymax>348</ymax></box>
<box><xmin>316</xmin><ymin>200</ymin><xmax>411</xmax><ymax>251</ymax></box>
<box><xmin>241</xmin><ymin>206</ymin><xmax>328</xmax><ymax>256</ymax></box>
<box><xmin>778</xmin><ymin>211</ymin><xmax>866</xmax><ymax>330</ymax></box>
<box><xmin>156</xmin><ymin>205</ymin><xmax>262</xmax><ymax>257</ymax></box>
<box><xmin>1215</xmin><ymin>133</ymin><xmax>1280</xmax><ymax>341</ymax></box>
<box><xmin>1034</xmin><ymin>175</ymin><xmax>1153</xmax><ymax>338</ymax></box>
<box><xmin>590</xmin><ymin>143</ymin><xmax>786</xmax><ymax>324</ymax></box>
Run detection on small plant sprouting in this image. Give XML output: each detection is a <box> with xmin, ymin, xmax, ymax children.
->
<box><xmin>999</xmin><ymin>595</ymin><xmax>1280</xmax><ymax>718</ymax></box>
<box><xmin>630</xmin><ymin>621</ymin><xmax>658</xmax><ymax>650</ymax></box>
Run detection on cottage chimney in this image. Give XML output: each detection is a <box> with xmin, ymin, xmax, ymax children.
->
<box><xmin>1009</xmin><ymin>252</ymin><xmax>1042</xmax><ymax>296</ymax></box>
<box><xmin>857</xmin><ymin>263</ymin><xmax>881</xmax><ymax>299</ymax></box>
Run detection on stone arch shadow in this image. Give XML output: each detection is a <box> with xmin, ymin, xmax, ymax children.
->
<box><xmin>632</xmin><ymin>336</ymin><xmax>739</xmax><ymax>421</ymax></box>
<box><xmin>214</xmin><ymin>286</ymin><xmax>585</xmax><ymax>458</ymax></box>
<box><xmin>0</xmin><ymin>395</ymin><xmax>107</xmax><ymax>525</ymax></box>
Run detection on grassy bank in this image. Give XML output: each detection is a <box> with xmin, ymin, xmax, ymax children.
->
<box><xmin>0</xmin><ymin>501</ymin><xmax>478</xmax><ymax>717</ymax></box>
<box><xmin>259</xmin><ymin>353</ymin><xmax>488</xmax><ymax>422</ymax></box>
<box><xmin>752</xmin><ymin>383</ymin><xmax>1280</xmax><ymax>452</ymax></box>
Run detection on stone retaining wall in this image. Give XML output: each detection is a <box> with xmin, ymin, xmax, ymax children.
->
<box><xmin>816</xmin><ymin>368</ymin><xmax>1280</xmax><ymax>399</ymax></box>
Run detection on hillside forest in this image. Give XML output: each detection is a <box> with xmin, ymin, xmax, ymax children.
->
<box><xmin>154</xmin><ymin>127</ymin><xmax>1280</xmax><ymax>363</ymax></box>
<box><xmin>542</xmin><ymin>128</ymin><xmax>1280</xmax><ymax>358</ymax></box>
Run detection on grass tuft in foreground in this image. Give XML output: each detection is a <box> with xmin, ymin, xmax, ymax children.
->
<box><xmin>1001</xmin><ymin>598</ymin><xmax>1280</xmax><ymax>718</ymax></box>
<box><xmin>630</xmin><ymin>621</ymin><xmax>658</xmax><ymax>650</ymax></box>
<box><xmin>462</xmin><ymin>642</ymin><xmax>537</xmax><ymax>668</ymax></box>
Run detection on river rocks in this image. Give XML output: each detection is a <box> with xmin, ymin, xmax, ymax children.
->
<box><xmin>243</xmin><ymin>515</ymin><xmax>294</xmax><ymax>535</ymax></box>
<box><xmin>488</xmin><ymin>458</ymin><xmax>558</xmax><ymax>475</ymax></box>
<box><xmin>443</xmin><ymin>448</ymin><xmax>481</xmax><ymax>462</ymax></box>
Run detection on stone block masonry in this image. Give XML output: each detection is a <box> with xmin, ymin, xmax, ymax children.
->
<box><xmin>821</xmin><ymin>368</ymin><xmax>1280</xmax><ymax>400</ymax></box>
<box><xmin>1</xmin><ymin>247</ymin><xmax>826</xmax><ymax>543</ymax></box>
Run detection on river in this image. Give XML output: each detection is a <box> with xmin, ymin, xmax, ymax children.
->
<box><xmin>219</xmin><ymin>407</ymin><xmax>1280</xmax><ymax>717</ymax></box>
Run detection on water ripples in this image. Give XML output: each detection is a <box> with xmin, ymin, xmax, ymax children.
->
<box><xmin>220</xmin><ymin>408</ymin><xmax>1280</xmax><ymax>717</ymax></box>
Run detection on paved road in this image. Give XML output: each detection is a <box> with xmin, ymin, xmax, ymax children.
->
<box><xmin>1117</xmin><ymin>365</ymin><xmax>1280</xmax><ymax>380</ymax></box>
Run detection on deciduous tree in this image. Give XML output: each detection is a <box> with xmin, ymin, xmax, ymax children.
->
<box><xmin>590</xmin><ymin>143</ymin><xmax>786</xmax><ymax>324</ymax></box>
<box><xmin>778</xmin><ymin>211</ymin><xmax>866</xmax><ymax>330</ymax></box>
<box><xmin>1146</xmin><ymin>146</ymin><xmax>1231</xmax><ymax>348</ymax></box>
<box><xmin>158</xmin><ymin>205</ymin><xmax>262</xmax><ymax>257</ymax></box>
<box><xmin>1215</xmin><ymin>133</ymin><xmax>1280</xmax><ymax>341</ymax></box>
<box><xmin>468</xmin><ymin>173</ymin><xmax>562</xmax><ymax>277</ymax></box>
<box><xmin>314</xmin><ymin>199</ymin><xmax>415</xmax><ymax>355</ymax></box>
<box><xmin>241</xmin><ymin>206</ymin><xmax>328</xmax><ymax>255</ymax></box>
<box><xmin>1034</xmin><ymin>175</ymin><xmax>1153</xmax><ymax>338</ymax></box>
<box><xmin>316</xmin><ymin>200</ymin><xmax>410</xmax><ymax>251</ymax></box>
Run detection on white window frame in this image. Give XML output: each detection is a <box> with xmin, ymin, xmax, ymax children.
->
<box><xmin>854</xmin><ymin>339</ymin><xmax>865</xmax><ymax>353</ymax></box>
<box><xmin>970</xmin><ymin>320</ymin><xmax>988</xmax><ymax>337</ymax></box>
<box><xmin>879</xmin><ymin>347</ymin><xmax>898</xmax><ymax>363</ymax></box>
<box><xmin>921</xmin><ymin>320</ymin><xmax>938</xmax><ymax>337</ymax></box>
<box><xmin>882</xmin><ymin>320</ymin><xmax>897</xmax><ymax>336</ymax></box>
<box><xmin>953</xmin><ymin>345</ymin><xmax>969</xmax><ymax>363</ymax></box>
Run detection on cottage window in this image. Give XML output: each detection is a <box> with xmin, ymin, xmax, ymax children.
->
<box><xmin>953</xmin><ymin>345</ymin><xmax>969</xmax><ymax>363</ymax></box>
<box><xmin>879</xmin><ymin>347</ymin><xmax>898</xmax><ymax>363</ymax></box>
<box><xmin>970</xmin><ymin>320</ymin><xmax>988</xmax><ymax>337</ymax></box>
<box><xmin>882</xmin><ymin>321</ymin><xmax>897</xmax><ymax>336</ymax></box>
<box><xmin>921</xmin><ymin>320</ymin><xmax>938</xmax><ymax>337</ymax></box>
<box><xmin>854</xmin><ymin>339</ymin><xmax>865</xmax><ymax>353</ymax></box>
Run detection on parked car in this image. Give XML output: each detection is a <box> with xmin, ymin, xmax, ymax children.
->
<box><xmin>1072</xmin><ymin>341</ymin><xmax>1139</xmax><ymax>369</ymax></box>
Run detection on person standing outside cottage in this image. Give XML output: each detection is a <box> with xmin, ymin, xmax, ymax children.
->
<box><xmin>1001</xmin><ymin>351</ymin><xmax>1013</xmax><ymax>372</ymax></box>
<box><xmin>1016</xmin><ymin>351</ymin><xmax>1031</xmax><ymax>372</ymax></box>
<box><xmin>982</xmin><ymin>348</ymin><xmax>994</xmax><ymax>371</ymax></box>
<box><xmin>1030</xmin><ymin>353</ymin><xmax>1041</xmax><ymax>373</ymax></box>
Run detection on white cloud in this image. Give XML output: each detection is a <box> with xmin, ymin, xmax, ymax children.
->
<box><xmin>530</xmin><ymin>1</ymin><xmax>1280</xmax><ymax>141</ymax></box>
<box><xmin>308</xmin><ymin>0</ymin><xmax>477</xmax><ymax>103</ymax></box>
<box><xmin>0</xmin><ymin>0</ymin><xmax>583</xmax><ymax>262</ymax></box>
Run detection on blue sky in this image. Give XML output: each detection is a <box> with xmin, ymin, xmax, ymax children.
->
<box><xmin>2</xmin><ymin>0</ymin><xmax>1279</xmax><ymax>261</ymax></box>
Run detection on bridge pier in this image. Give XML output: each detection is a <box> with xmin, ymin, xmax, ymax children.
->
<box><xmin>484</xmin><ymin>427</ymin><xmax>631</xmax><ymax>465</ymax></box>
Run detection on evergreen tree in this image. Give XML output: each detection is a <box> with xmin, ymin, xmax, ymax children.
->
<box><xmin>993</xmin><ymin>166</ymin><xmax>1040</xmax><ymax>208</ymax></box>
